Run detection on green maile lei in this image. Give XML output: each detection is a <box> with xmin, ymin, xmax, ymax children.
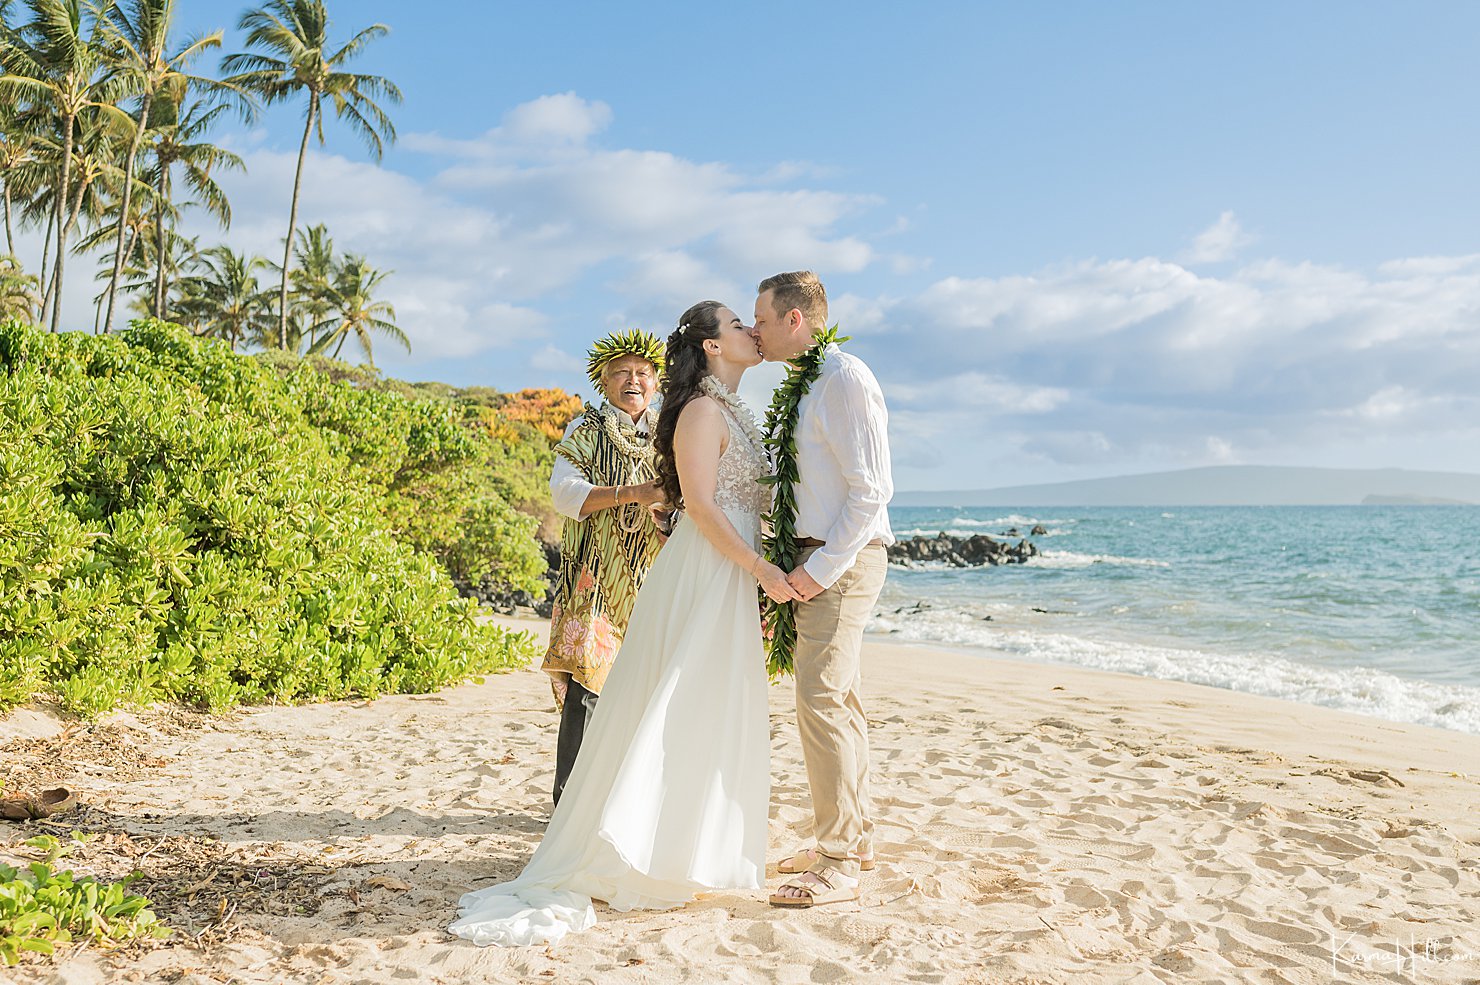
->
<box><xmin>758</xmin><ymin>324</ymin><xmax>849</xmax><ymax>677</ymax></box>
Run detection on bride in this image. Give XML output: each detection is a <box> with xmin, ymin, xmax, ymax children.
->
<box><xmin>448</xmin><ymin>301</ymin><xmax>801</xmax><ymax>946</ymax></box>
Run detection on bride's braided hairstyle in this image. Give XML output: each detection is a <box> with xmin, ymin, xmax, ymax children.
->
<box><xmin>654</xmin><ymin>300</ymin><xmax>725</xmax><ymax>510</ymax></box>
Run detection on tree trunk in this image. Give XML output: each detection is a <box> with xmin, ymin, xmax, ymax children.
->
<box><xmin>52</xmin><ymin>167</ymin><xmax>93</xmax><ymax>332</ymax></box>
<box><xmin>279</xmin><ymin>93</ymin><xmax>318</xmax><ymax>350</ymax></box>
<box><xmin>37</xmin><ymin>205</ymin><xmax>55</xmax><ymax>322</ymax></box>
<box><xmin>2</xmin><ymin>184</ymin><xmax>13</xmax><ymax>257</ymax></box>
<box><xmin>153</xmin><ymin>166</ymin><xmax>168</xmax><ymax>318</ymax></box>
<box><xmin>121</xmin><ymin>222</ymin><xmax>140</xmax><ymax>283</ymax></box>
<box><xmin>104</xmin><ymin>91</ymin><xmax>153</xmax><ymax>334</ymax></box>
<box><xmin>49</xmin><ymin>111</ymin><xmax>76</xmax><ymax>332</ymax></box>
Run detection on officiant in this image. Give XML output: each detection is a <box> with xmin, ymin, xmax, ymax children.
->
<box><xmin>543</xmin><ymin>329</ymin><xmax>670</xmax><ymax>805</ymax></box>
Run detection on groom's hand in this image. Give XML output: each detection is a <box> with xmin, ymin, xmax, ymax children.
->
<box><xmin>786</xmin><ymin>567</ymin><xmax>824</xmax><ymax>602</ymax></box>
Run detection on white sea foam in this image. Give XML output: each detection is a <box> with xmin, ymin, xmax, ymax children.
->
<box><xmin>896</xmin><ymin>526</ymin><xmax>1072</xmax><ymax>539</ymax></box>
<box><xmin>867</xmin><ymin>611</ymin><xmax>1480</xmax><ymax>735</ymax></box>
<box><xmin>895</xmin><ymin>527</ymin><xmax>1004</xmax><ymax>539</ymax></box>
<box><xmin>1033</xmin><ymin>551</ymin><xmax>1170</xmax><ymax>569</ymax></box>
<box><xmin>887</xmin><ymin>548</ymin><xmax>1164</xmax><ymax>570</ymax></box>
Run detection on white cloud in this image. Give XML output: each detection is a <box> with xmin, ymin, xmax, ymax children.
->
<box><xmin>152</xmin><ymin>92</ymin><xmax>891</xmax><ymax>372</ymax></box>
<box><xmin>890</xmin><ymin>372</ymin><xmax>1068</xmax><ymax>415</ymax></box>
<box><xmin>1203</xmin><ymin>437</ymin><xmax>1238</xmax><ymax>463</ymax></box>
<box><xmin>530</xmin><ymin>344</ymin><xmax>584</xmax><ymax>375</ymax></box>
<box><xmin>1182</xmin><ymin>210</ymin><xmax>1254</xmax><ymax>264</ymax></box>
<box><xmin>503</xmin><ymin>92</ymin><xmax>613</xmax><ymax>144</ymax></box>
<box><xmin>16</xmin><ymin>89</ymin><xmax>1480</xmax><ymax>487</ymax></box>
<box><xmin>614</xmin><ymin>251</ymin><xmax>741</xmax><ymax>313</ymax></box>
<box><xmin>860</xmin><ymin>251</ymin><xmax>1480</xmax><ymax>477</ymax></box>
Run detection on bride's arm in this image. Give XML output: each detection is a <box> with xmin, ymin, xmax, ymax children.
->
<box><xmin>675</xmin><ymin>398</ymin><xmax>801</xmax><ymax>604</ymax></box>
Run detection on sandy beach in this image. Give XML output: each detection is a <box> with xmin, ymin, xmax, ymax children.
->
<box><xmin>3</xmin><ymin>614</ymin><xmax>1478</xmax><ymax>985</ymax></box>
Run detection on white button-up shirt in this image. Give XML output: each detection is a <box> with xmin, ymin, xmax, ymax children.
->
<box><xmin>550</xmin><ymin>418</ymin><xmax>592</xmax><ymax>520</ymax></box>
<box><xmin>794</xmin><ymin>346</ymin><xmax>895</xmax><ymax>588</ymax></box>
<box><xmin>548</xmin><ymin>416</ymin><xmax>655</xmax><ymax>520</ymax></box>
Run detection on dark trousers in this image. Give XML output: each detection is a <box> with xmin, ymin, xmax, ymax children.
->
<box><xmin>553</xmin><ymin>677</ymin><xmax>599</xmax><ymax>806</ymax></box>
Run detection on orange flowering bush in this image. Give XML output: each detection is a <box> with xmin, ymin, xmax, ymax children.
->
<box><xmin>490</xmin><ymin>388</ymin><xmax>582</xmax><ymax>443</ymax></box>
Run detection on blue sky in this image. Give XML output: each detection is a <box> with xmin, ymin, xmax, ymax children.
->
<box><xmin>29</xmin><ymin>1</ymin><xmax>1480</xmax><ymax>490</ymax></box>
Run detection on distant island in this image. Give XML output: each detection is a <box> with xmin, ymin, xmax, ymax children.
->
<box><xmin>1360</xmin><ymin>493</ymin><xmax>1475</xmax><ymax>506</ymax></box>
<box><xmin>892</xmin><ymin>466</ymin><xmax>1480</xmax><ymax>507</ymax></box>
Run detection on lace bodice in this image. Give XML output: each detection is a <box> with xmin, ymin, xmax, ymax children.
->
<box><xmin>712</xmin><ymin>400</ymin><xmax>771</xmax><ymax>517</ymax></box>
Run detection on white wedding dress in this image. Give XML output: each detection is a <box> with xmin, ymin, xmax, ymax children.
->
<box><xmin>449</xmin><ymin>394</ymin><xmax>772</xmax><ymax>947</ymax></box>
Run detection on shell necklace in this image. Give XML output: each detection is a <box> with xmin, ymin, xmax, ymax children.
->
<box><xmin>699</xmin><ymin>375</ymin><xmax>767</xmax><ymax>460</ymax></box>
<box><xmin>599</xmin><ymin>403</ymin><xmax>658</xmax><ymax>468</ymax></box>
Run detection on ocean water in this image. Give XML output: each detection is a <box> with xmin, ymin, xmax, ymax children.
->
<box><xmin>872</xmin><ymin>506</ymin><xmax>1480</xmax><ymax>734</ymax></box>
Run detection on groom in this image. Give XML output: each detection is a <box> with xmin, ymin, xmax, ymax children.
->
<box><xmin>751</xmin><ymin>271</ymin><xmax>894</xmax><ymax>907</ymax></box>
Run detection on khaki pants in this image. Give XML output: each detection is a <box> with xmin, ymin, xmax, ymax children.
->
<box><xmin>793</xmin><ymin>544</ymin><xmax>888</xmax><ymax>879</ymax></box>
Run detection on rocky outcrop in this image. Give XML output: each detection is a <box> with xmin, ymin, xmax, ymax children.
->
<box><xmin>887</xmin><ymin>532</ymin><xmax>1039</xmax><ymax>567</ymax></box>
<box><xmin>455</xmin><ymin>542</ymin><xmax>559</xmax><ymax>618</ymax></box>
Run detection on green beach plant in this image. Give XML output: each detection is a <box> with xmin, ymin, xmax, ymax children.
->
<box><xmin>0</xmin><ymin>835</ymin><xmax>169</xmax><ymax>967</ymax></box>
<box><xmin>0</xmin><ymin>318</ymin><xmax>537</xmax><ymax>716</ymax></box>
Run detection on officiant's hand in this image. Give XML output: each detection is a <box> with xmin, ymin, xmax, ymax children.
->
<box><xmin>631</xmin><ymin>480</ymin><xmax>667</xmax><ymax>506</ymax></box>
<box><xmin>756</xmin><ymin>559</ymin><xmax>804</xmax><ymax>603</ymax></box>
<box><xmin>785</xmin><ymin>567</ymin><xmax>825</xmax><ymax>602</ymax></box>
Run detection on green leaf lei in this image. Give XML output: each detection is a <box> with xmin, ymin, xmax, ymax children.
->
<box><xmin>759</xmin><ymin>324</ymin><xmax>849</xmax><ymax>677</ymax></box>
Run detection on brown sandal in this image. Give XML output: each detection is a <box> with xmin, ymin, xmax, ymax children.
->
<box><xmin>0</xmin><ymin>787</ymin><xmax>77</xmax><ymax>821</ymax></box>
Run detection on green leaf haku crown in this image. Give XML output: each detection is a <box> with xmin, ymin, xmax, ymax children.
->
<box><xmin>585</xmin><ymin>328</ymin><xmax>666</xmax><ymax>388</ymax></box>
<box><xmin>759</xmin><ymin>324</ymin><xmax>849</xmax><ymax>677</ymax></box>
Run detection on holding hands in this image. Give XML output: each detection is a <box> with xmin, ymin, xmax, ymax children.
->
<box><xmin>751</xmin><ymin>554</ymin><xmax>804</xmax><ymax>603</ymax></box>
<box><xmin>744</xmin><ymin>554</ymin><xmax>823</xmax><ymax>603</ymax></box>
<box><xmin>784</xmin><ymin>566</ymin><xmax>825</xmax><ymax>602</ymax></box>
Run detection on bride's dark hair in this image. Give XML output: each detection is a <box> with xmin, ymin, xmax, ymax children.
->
<box><xmin>654</xmin><ymin>300</ymin><xmax>726</xmax><ymax>509</ymax></box>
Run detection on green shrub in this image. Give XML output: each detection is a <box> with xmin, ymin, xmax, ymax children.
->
<box><xmin>0</xmin><ymin>835</ymin><xmax>169</xmax><ymax>966</ymax></box>
<box><xmin>253</xmin><ymin>349</ymin><xmax>559</xmax><ymax>581</ymax></box>
<box><xmin>0</xmin><ymin>319</ymin><xmax>537</xmax><ymax>715</ymax></box>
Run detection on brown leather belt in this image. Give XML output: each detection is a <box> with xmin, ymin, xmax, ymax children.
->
<box><xmin>795</xmin><ymin>537</ymin><xmax>884</xmax><ymax>549</ymax></box>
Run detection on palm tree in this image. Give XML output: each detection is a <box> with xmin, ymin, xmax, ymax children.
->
<box><xmin>22</xmin><ymin>103</ymin><xmax>130</xmax><ymax>323</ymax></box>
<box><xmin>0</xmin><ymin>253</ymin><xmax>40</xmax><ymax>321</ymax></box>
<box><xmin>97</xmin><ymin>0</ymin><xmax>249</xmax><ymax>333</ymax></box>
<box><xmin>117</xmin><ymin>223</ymin><xmax>195</xmax><ymax>318</ymax></box>
<box><xmin>0</xmin><ymin>101</ymin><xmax>41</xmax><ymax>257</ymax></box>
<box><xmin>144</xmin><ymin>95</ymin><xmax>240</xmax><ymax>318</ymax></box>
<box><xmin>286</xmin><ymin>220</ymin><xmax>332</xmax><ymax>348</ymax></box>
<box><xmin>78</xmin><ymin>150</ymin><xmax>159</xmax><ymax>293</ymax></box>
<box><xmin>82</xmin><ymin>178</ymin><xmax>157</xmax><ymax>330</ymax></box>
<box><xmin>174</xmin><ymin>243</ymin><xmax>272</xmax><ymax>349</ymax></box>
<box><xmin>0</xmin><ymin>0</ymin><xmax>132</xmax><ymax>331</ymax></box>
<box><xmin>305</xmin><ymin>252</ymin><xmax>405</xmax><ymax>364</ymax></box>
<box><xmin>222</xmin><ymin>0</ymin><xmax>400</xmax><ymax>350</ymax></box>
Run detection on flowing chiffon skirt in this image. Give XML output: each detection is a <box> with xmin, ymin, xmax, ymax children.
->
<box><xmin>448</xmin><ymin>508</ymin><xmax>770</xmax><ymax>946</ymax></box>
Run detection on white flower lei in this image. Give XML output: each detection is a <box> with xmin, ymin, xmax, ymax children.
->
<box><xmin>699</xmin><ymin>375</ymin><xmax>767</xmax><ymax>459</ymax></box>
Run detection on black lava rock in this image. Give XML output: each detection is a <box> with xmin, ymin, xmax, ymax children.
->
<box><xmin>886</xmin><ymin>531</ymin><xmax>1039</xmax><ymax>568</ymax></box>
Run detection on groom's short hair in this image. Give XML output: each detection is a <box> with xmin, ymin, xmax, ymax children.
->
<box><xmin>758</xmin><ymin>270</ymin><xmax>828</xmax><ymax>330</ymax></box>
